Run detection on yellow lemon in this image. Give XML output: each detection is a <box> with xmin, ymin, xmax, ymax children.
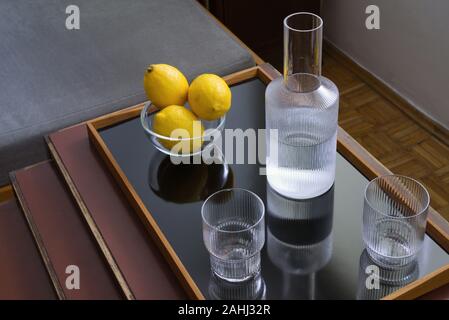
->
<box><xmin>152</xmin><ymin>105</ymin><xmax>204</xmax><ymax>153</ymax></box>
<box><xmin>188</xmin><ymin>74</ymin><xmax>231</xmax><ymax>120</ymax></box>
<box><xmin>143</xmin><ymin>64</ymin><xmax>189</xmax><ymax>109</ymax></box>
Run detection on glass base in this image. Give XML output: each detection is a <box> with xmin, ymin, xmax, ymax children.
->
<box><xmin>209</xmin><ymin>273</ymin><xmax>265</xmax><ymax>300</ymax></box>
<box><xmin>366</xmin><ymin>246</ymin><xmax>416</xmax><ymax>268</ymax></box>
<box><xmin>210</xmin><ymin>253</ymin><xmax>261</xmax><ymax>283</ymax></box>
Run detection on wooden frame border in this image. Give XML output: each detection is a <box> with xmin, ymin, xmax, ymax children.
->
<box><xmin>10</xmin><ymin>163</ymin><xmax>66</xmax><ymax>300</ymax></box>
<box><xmin>87</xmin><ymin>63</ymin><xmax>449</xmax><ymax>300</ymax></box>
<box><xmin>45</xmin><ymin>137</ymin><xmax>135</xmax><ymax>300</ymax></box>
<box><xmin>384</xmin><ymin>264</ymin><xmax>449</xmax><ymax>300</ymax></box>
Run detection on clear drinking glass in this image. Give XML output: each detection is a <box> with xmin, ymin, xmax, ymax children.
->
<box><xmin>363</xmin><ymin>175</ymin><xmax>430</xmax><ymax>267</ymax></box>
<box><xmin>265</xmin><ymin>12</ymin><xmax>339</xmax><ymax>199</ymax></box>
<box><xmin>202</xmin><ymin>188</ymin><xmax>265</xmax><ymax>282</ymax></box>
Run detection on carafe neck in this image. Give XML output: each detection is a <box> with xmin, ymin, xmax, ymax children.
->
<box><xmin>283</xmin><ymin>12</ymin><xmax>323</xmax><ymax>93</ymax></box>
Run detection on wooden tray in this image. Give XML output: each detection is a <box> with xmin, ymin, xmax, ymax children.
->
<box><xmin>87</xmin><ymin>64</ymin><xmax>449</xmax><ymax>300</ymax></box>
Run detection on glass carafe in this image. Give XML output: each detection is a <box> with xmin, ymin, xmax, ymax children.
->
<box><xmin>266</xmin><ymin>12</ymin><xmax>339</xmax><ymax>199</ymax></box>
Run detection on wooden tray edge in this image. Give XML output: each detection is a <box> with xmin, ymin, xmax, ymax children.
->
<box><xmin>10</xmin><ymin>165</ymin><xmax>66</xmax><ymax>300</ymax></box>
<box><xmin>383</xmin><ymin>264</ymin><xmax>449</xmax><ymax>300</ymax></box>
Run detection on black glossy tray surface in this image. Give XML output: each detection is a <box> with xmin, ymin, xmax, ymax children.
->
<box><xmin>100</xmin><ymin>79</ymin><xmax>449</xmax><ymax>299</ymax></box>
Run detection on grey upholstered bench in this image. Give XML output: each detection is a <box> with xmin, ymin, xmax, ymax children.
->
<box><xmin>0</xmin><ymin>0</ymin><xmax>255</xmax><ymax>185</ymax></box>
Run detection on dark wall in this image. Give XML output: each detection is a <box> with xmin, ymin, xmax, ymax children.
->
<box><xmin>205</xmin><ymin>0</ymin><xmax>321</xmax><ymax>69</ymax></box>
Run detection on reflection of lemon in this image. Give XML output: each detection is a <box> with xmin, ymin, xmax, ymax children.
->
<box><xmin>152</xmin><ymin>105</ymin><xmax>204</xmax><ymax>153</ymax></box>
<box><xmin>155</xmin><ymin>157</ymin><xmax>209</xmax><ymax>203</ymax></box>
<box><xmin>188</xmin><ymin>74</ymin><xmax>231</xmax><ymax>120</ymax></box>
<box><xmin>150</xmin><ymin>153</ymin><xmax>234</xmax><ymax>203</ymax></box>
<box><xmin>143</xmin><ymin>64</ymin><xmax>189</xmax><ymax>109</ymax></box>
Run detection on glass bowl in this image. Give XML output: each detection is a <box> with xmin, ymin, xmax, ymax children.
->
<box><xmin>140</xmin><ymin>102</ymin><xmax>226</xmax><ymax>157</ymax></box>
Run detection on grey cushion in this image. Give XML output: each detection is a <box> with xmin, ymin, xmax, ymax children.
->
<box><xmin>0</xmin><ymin>0</ymin><xmax>255</xmax><ymax>185</ymax></box>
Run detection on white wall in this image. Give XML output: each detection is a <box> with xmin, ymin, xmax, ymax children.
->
<box><xmin>322</xmin><ymin>0</ymin><xmax>449</xmax><ymax>129</ymax></box>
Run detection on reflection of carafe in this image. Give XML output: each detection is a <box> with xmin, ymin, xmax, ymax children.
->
<box><xmin>209</xmin><ymin>273</ymin><xmax>266</xmax><ymax>300</ymax></box>
<box><xmin>266</xmin><ymin>184</ymin><xmax>334</xmax><ymax>299</ymax></box>
<box><xmin>148</xmin><ymin>152</ymin><xmax>233</xmax><ymax>203</ymax></box>
<box><xmin>357</xmin><ymin>250</ymin><xmax>419</xmax><ymax>300</ymax></box>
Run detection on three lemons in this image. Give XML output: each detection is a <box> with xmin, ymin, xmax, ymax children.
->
<box><xmin>143</xmin><ymin>64</ymin><xmax>231</xmax><ymax>153</ymax></box>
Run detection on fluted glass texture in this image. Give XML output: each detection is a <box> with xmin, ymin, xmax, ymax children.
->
<box><xmin>363</xmin><ymin>175</ymin><xmax>430</xmax><ymax>267</ymax></box>
<box><xmin>266</xmin><ymin>12</ymin><xmax>339</xmax><ymax>199</ymax></box>
<box><xmin>202</xmin><ymin>188</ymin><xmax>265</xmax><ymax>282</ymax></box>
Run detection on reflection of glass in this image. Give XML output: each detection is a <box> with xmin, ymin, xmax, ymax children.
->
<box><xmin>209</xmin><ymin>273</ymin><xmax>266</xmax><ymax>300</ymax></box>
<box><xmin>148</xmin><ymin>152</ymin><xmax>233</xmax><ymax>203</ymax></box>
<box><xmin>363</xmin><ymin>175</ymin><xmax>429</xmax><ymax>267</ymax></box>
<box><xmin>202</xmin><ymin>189</ymin><xmax>265</xmax><ymax>282</ymax></box>
<box><xmin>266</xmin><ymin>184</ymin><xmax>334</xmax><ymax>299</ymax></box>
<box><xmin>357</xmin><ymin>250</ymin><xmax>419</xmax><ymax>300</ymax></box>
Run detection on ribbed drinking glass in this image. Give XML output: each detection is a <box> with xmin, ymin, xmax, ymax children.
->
<box><xmin>202</xmin><ymin>188</ymin><xmax>265</xmax><ymax>282</ymax></box>
<box><xmin>363</xmin><ymin>175</ymin><xmax>430</xmax><ymax>267</ymax></box>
